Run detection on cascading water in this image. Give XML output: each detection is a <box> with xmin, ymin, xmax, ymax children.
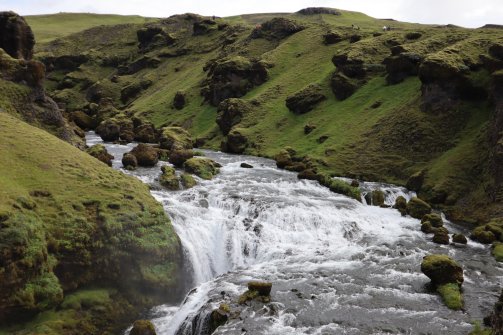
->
<box><xmin>86</xmin><ymin>132</ymin><xmax>503</xmax><ymax>335</ymax></box>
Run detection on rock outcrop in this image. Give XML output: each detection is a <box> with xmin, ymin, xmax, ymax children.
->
<box><xmin>86</xmin><ymin>144</ymin><xmax>114</xmax><ymax>166</ymax></box>
<box><xmin>184</xmin><ymin>157</ymin><xmax>220</xmax><ymax>180</ymax></box>
<box><xmin>250</xmin><ymin>18</ymin><xmax>304</xmax><ymax>40</ymax></box>
<box><xmin>129</xmin><ymin>143</ymin><xmax>159</xmax><ymax>167</ymax></box>
<box><xmin>159</xmin><ymin>127</ymin><xmax>193</xmax><ymax>150</ymax></box>
<box><xmin>216</xmin><ymin>98</ymin><xmax>251</xmax><ymax>135</ymax></box>
<box><xmin>0</xmin><ymin>11</ymin><xmax>35</xmax><ymax>60</ymax></box>
<box><xmin>285</xmin><ymin>84</ymin><xmax>326</xmax><ymax>114</ymax></box>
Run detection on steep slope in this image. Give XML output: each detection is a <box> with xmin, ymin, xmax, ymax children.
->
<box><xmin>0</xmin><ymin>112</ymin><xmax>183</xmax><ymax>334</ymax></box>
<box><xmin>31</xmin><ymin>8</ymin><xmax>503</xmax><ymax>225</ymax></box>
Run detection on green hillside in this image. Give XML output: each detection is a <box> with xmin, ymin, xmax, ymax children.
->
<box><xmin>26</xmin><ymin>13</ymin><xmax>156</xmax><ymax>44</ymax></box>
<box><xmin>0</xmin><ymin>112</ymin><xmax>181</xmax><ymax>334</ymax></box>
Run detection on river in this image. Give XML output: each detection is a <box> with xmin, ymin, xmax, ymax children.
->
<box><xmin>86</xmin><ymin>132</ymin><xmax>502</xmax><ymax>335</ymax></box>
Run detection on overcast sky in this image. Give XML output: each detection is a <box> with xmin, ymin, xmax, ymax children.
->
<box><xmin>1</xmin><ymin>0</ymin><xmax>502</xmax><ymax>28</ymax></box>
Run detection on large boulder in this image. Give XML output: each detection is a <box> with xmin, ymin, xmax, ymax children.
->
<box><xmin>251</xmin><ymin>18</ymin><xmax>304</xmax><ymax>40</ymax></box>
<box><xmin>95</xmin><ymin>119</ymin><xmax>120</xmax><ymax>141</ymax></box>
<box><xmin>216</xmin><ymin>98</ymin><xmax>251</xmax><ymax>135</ymax></box>
<box><xmin>168</xmin><ymin>149</ymin><xmax>194</xmax><ymax>167</ymax></box>
<box><xmin>471</xmin><ymin>220</ymin><xmax>503</xmax><ymax>244</ymax></box>
<box><xmin>86</xmin><ymin>144</ymin><xmax>114</xmax><ymax>166</ymax></box>
<box><xmin>130</xmin><ymin>144</ymin><xmax>159</xmax><ymax>167</ymax></box>
<box><xmin>371</xmin><ymin>190</ymin><xmax>385</xmax><ymax>206</ymax></box>
<box><xmin>159</xmin><ymin>127</ymin><xmax>193</xmax><ymax>150</ymax></box>
<box><xmin>406</xmin><ymin>170</ymin><xmax>425</xmax><ymax>192</ymax></box>
<box><xmin>406</xmin><ymin>197</ymin><xmax>431</xmax><ymax>219</ymax></box>
<box><xmin>0</xmin><ymin>11</ymin><xmax>34</xmax><ymax>60</ymax></box>
<box><xmin>384</xmin><ymin>52</ymin><xmax>424</xmax><ymax>84</ymax></box>
<box><xmin>122</xmin><ymin>152</ymin><xmax>138</xmax><ymax>170</ymax></box>
<box><xmin>421</xmin><ymin>213</ymin><xmax>443</xmax><ymax>228</ymax></box>
<box><xmin>285</xmin><ymin>84</ymin><xmax>326</xmax><ymax>114</ymax></box>
<box><xmin>130</xmin><ymin>320</ymin><xmax>156</xmax><ymax>335</ymax></box>
<box><xmin>134</xmin><ymin>123</ymin><xmax>158</xmax><ymax>143</ymax></box>
<box><xmin>202</xmin><ymin>56</ymin><xmax>269</xmax><ymax>106</ymax></box>
<box><xmin>159</xmin><ymin>166</ymin><xmax>179</xmax><ymax>190</ymax></box>
<box><xmin>173</xmin><ymin>91</ymin><xmax>186</xmax><ymax>110</ymax></box>
<box><xmin>137</xmin><ymin>26</ymin><xmax>175</xmax><ymax>51</ymax></box>
<box><xmin>421</xmin><ymin>254</ymin><xmax>463</xmax><ymax>286</ymax></box>
<box><xmin>71</xmin><ymin>111</ymin><xmax>96</xmax><ymax>130</ymax></box>
<box><xmin>330</xmin><ymin>72</ymin><xmax>358</xmax><ymax>100</ymax></box>
<box><xmin>225</xmin><ymin>128</ymin><xmax>248</xmax><ymax>154</ymax></box>
<box><xmin>184</xmin><ymin>157</ymin><xmax>220</xmax><ymax>180</ymax></box>
<box><xmin>323</xmin><ymin>31</ymin><xmax>343</xmax><ymax>45</ymax></box>
<box><xmin>121</xmin><ymin>79</ymin><xmax>152</xmax><ymax>104</ymax></box>
<box><xmin>394</xmin><ymin>196</ymin><xmax>407</xmax><ymax>215</ymax></box>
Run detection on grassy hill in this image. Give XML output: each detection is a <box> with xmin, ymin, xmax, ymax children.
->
<box><xmin>25</xmin><ymin>13</ymin><xmax>156</xmax><ymax>44</ymax></box>
<box><xmin>0</xmin><ymin>112</ymin><xmax>181</xmax><ymax>334</ymax></box>
<box><xmin>30</xmin><ymin>8</ymin><xmax>503</xmax><ymax>224</ymax></box>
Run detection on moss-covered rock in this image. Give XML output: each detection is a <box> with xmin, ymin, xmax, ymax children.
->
<box><xmin>394</xmin><ymin>196</ymin><xmax>407</xmax><ymax>215</ymax></box>
<box><xmin>193</xmin><ymin>19</ymin><xmax>217</xmax><ymax>36</ymax></box>
<box><xmin>86</xmin><ymin>144</ymin><xmax>113</xmax><ymax>166</ymax></box>
<box><xmin>323</xmin><ymin>31</ymin><xmax>343</xmax><ymax>45</ymax></box>
<box><xmin>180</xmin><ymin>173</ymin><xmax>196</xmax><ymax>188</ymax></box>
<box><xmin>437</xmin><ymin>283</ymin><xmax>463</xmax><ymax>310</ymax></box>
<box><xmin>71</xmin><ymin>111</ymin><xmax>96</xmax><ymax>130</ymax></box>
<box><xmin>433</xmin><ymin>232</ymin><xmax>450</xmax><ymax>245</ymax></box>
<box><xmin>330</xmin><ymin>72</ymin><xmax>358</xmax><ymax>100</ymax></box>
<box><xmin>130</xmin><ymin>319</ymin><xmax>156</xmax><ymax>335</ymax></box>
<box><xmin>129</xmin><ymin>143</ymin><xmax>159</xmax><ymax>167</ymax></box>
<box><xmin>406</xmin><ymin>170</ymin><xmax>425</xmax><ymax>192</ymax></box>
<box><xmin>134</xmin><ymin>122</ymin><xmax>158</xmax><ymax>143</ymax></box>
<box><xmin>251</xmin><ymin>17</ymin><xmax>304</xmax><ymax>40</ymax></box>
<box><xmin>371</xmin><ymin>189</ymin><xmax>385</xmax><ymax>206</ymax></box>
<box><xmin>216</xmin><ymin>98</ymin><xmax>251</xmax><ymax>135</ymax></box>
<box><xmin>406</xmin><ymin>197</ymin><xmax>431</xmax><ymax>219</ymax></box>
<box><xmin>225</xmin><ymin>128</ymin><xmax>248</xmax><ymax>154</ymax></box>
<box><xmin>121</xmin><ymin>79</ymin><xmax>152</xmax><ymax>104</ymax></box>
<box><xmin>173</xmin><ymin>90</ymin><xmax>186</xmax><ymax>110</ymax></box>
<box><xmin>421</xmin><ymin>221</ymin><xmax>435</xmax><ymax>234</ymax></box>
<box><xmin>184</xmin><ymin>157</ymin><xmax>220</xmax><ymax>180</ymax></box>
<box><xmin>122</xmin><ymin>152</ymin><xmax>138</xmax><ymax>170</ymax></box>
<box><xmin>318</xmin><ymin>176</ymin><xmax>361</xmax><ymax>201</ymax></box>
<box><xmin>159</xmin><ymin>127</ymin><xmax>193</xmax><ymax>151</ymax></box>
<box><xmin>209</xmin><ymin>304</ymin><xmax>229</xmax><ymax>333</ymax></box>
<box><xmin>286</xmin><ymin>84</ymin><xmax>326</xmax><ymax>114</ymax></box>
<box><xmin>472</xmin><ymin>226</ymin><xmax>497</xmax><ymax>244</ymax></box>
<box><xmin>421</xmin><ymin>213</ymin><xmax>443</xmax><ymax>228</ymax></box>
<box><xmin>0</xmin><ymin>11</ymin><xmax>34</xmax><ymax>60</ymax></box>
<box><xmin>159</xmin><ymin>166</ymin><xmax>179</xmax><ymax>191</ymax></box>
<box><xmin>248</xmin><ymin>281</ymin><xmax>272</xmax><ymax>296</ymax></box>
<box><xmin>452</xmin><ymin>233</ymin><xmax>468</xmax><ymax>244</ymax></box>
<box><xmin>96</xmin><ymin>119</ymin><xmax>120</xmax><ymax>142</ymax></box>
<box><xmin>492</xmin><ymin>243</ymin><xmax>503</xmax><ymax>262</ymax></box>
<box><xmin>421</xmin><ymin>254</ymin><xmax>464</xmax><ymax>286</ymax></box>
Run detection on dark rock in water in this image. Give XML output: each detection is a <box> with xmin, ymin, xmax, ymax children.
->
<box><xmin>184</xmin><ymin>157</ymin><xmax>220</xmax><ymax>180</ymax></box>
<box><xmin>406</xmin><ymin>197</ymin><xmax>431</xmax><ymax>219</ymax></box>
<box><xmin>275</xmin><ymin>149</ymin><xmax>292</xmax><ymax>169</ymax></box>
<box><xmin>134</xmin><ymin>122</ymin><xmax>158</xmax><ymax>143</ymax></box>
<box><xmin>86</xmin><ymin>144</ymin><xmax>114</xmax><ymax>166</ymax></box>
<box><xmin>394</xmin><ymin>196</ymin><xmax>407</xmax><ymax>213</ymax></box>
<box><xmin>421</xmin><ymin>221</ymin><xmax>435</xmax><ymax>233</ymax></box>
<box><xmin>452</xmin><ymin>234</ymin><xmax>468</xmax><ymax>244</ymax></box>
<box><xmin>490</xmin><ymin>289</ymin><xmax>503</xmax><ymax>334</ymax></box>
<box><xmin>304</xmin><ymin>123</ymin><xmax>316</xmax><ymax>134</ymax></box>
<box><xmin>130</xmin><ymin>319</ymin><xmax>156</xmax><ymax>335</ymax></box>
<box><xmin>240</xmin><ymin>162</ymin><xmax>253</xmax><ymax>168</ymax></box>
<box><xmin>247</xmin><ymin>281</ymin><xmax>272</xmax><ymax>296</ymax></box>
<box><xmin>298</xmin><ymin>169</ymin><xmax>319</xmax><ymax>181</ymax></box>
<box><xmin>169</xmin><ymin>149</ymin><xmax>194</xmax><ymax>167</ymax></box>
<box><xmin>202</xmin><ymin>57</ymin><xmax>269</xmax><ymax>106</ymax></box>
<box><xmin>433</xmin><ymin>232</ymin><xmax>450</xmax><ymax>244</ymax></box>
<box><xmin>285</xmin><ymin>162</ymin><xmax>307</xmax><ymax>172</ymax></box>
<box><xmin>371</xmin><ymin>189</ymin><xmax>385</xmax><ymax>206</ymax></box>
<box><xmin>225</xmin><ymin>129</ymin><xmax>248</xmax><ymax>154</ymax></box>
<box><xmin>251</xmin><ymin>18</ymin><xmax>304</xmax><ymax>40</ymax></box>
<box><xmin>193</xmin><ymin>19</ymin><xmax>217</xmax><ymax>36</ymax></box>
<box><xmin>350</xmin><ymin>180</ymin><xmax>359</xmax><ymax>187</ymax></box>
<box><xmin>421</xmin><ymin>254</ymin><xmax>463</xmax><ymax>286</ymax></box>
<box><xmin>0</xmin><ymin>11</ymin><xmax>34</xmax><ymax>60</ymax></box>
<box><xmin>471</xmin><ymin>226</ymin><xmax>497</xmax><ymax>244</ymax></box>
<box><xmin>421</xmin><ymin>213</ymin><xmax>443</xmax><ymax>228</ymax></box>
<box><xmin>323</xmin><ymin>31</ymin><xmax>343</xmax><ymax>45</ymax></box>
<box><xmin>96</xmin><ymin>119</ymin><xmax>120</xmax><ymax>141</ymax></box>
<box><xmin>180</xmin><ymin>173</ymin><xmax>196</xmax><ymax>188</ymax></box>
<box><xmin>209</xmin><ymin>304</ymin><xmax>230</xmax><ymax>333</ymax></box>
<box><xmin>286</xmin><ymin>84</ymin><xmax>326</xmax><ymax>114</ymax></box>
<box><xmin>216</xmin><ymin>98</ymin><xmax>251</xmax><ymax>135</ymax></box>
<box><xmin>173</xmin><ymin>90</ymin><xmax>186</xmax><ymax>110</ymax></box>
<box><xmin>297</xmin><ymin>7</ymin><xmax>341</xmax><ymax>15</ymax></box>
<box><xmin>406</xmin><ymin>170</ymin><xmax>425</xmax><ymax>192</ymax></box>
<box><xmin>331</xmin><ymin>72</ymin><xmax>358</xmax><ymax>100</ymax></box>
<box><xmin>122</xmin><ymin>152</ymin><xmax>138</xmax><ymax>170</ymax></box>
<box><xmin>130</xmin><ymin>143</ymin><xmax>159</xmax><ymax>167</ymax></box>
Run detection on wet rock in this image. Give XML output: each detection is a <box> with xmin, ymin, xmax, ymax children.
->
<box><xmin>159</xmin><ymin>166</ymin><xmax>179</xmax><ymax>190</ymax></box>
<box><xmin>350</xmin><ymin>180</ymin><xmax>360</xmax><ymax>187</ymax></box>
<box><xmin>421</xmin><ymin>213</ymin><xmax>443</xmax><ymax>228</ymax></box>
<box><xmin>169</xmin><ymin>149</ymin><xmax>194</xmax><ymax>167</ymax></box>
<box><xmin>323</xmin><ymin>31</ymin><xmax>343</xmax><ymax>45</ymax></box>
<box><xmin>452</xmin><ymin>234</ymin><xmax>468</xmax><ymax>244</ymax></box>
<box><xmin>251</xmin><ymin>18</ymin><xmax>304</xmax><ymax>40</ymax></box>
<box><xmin>216</xmin><ymin>98</ymin><xmax>251</xmax><ymax>135</ymax></box>
<box><xmin>275</xmin><ymin>149</ymin><xmax>292</xmax><ymax>169</ymax></box>
<box><xmin>184</xmin><ymin>157</ymin><xmax>220</xmax><ymax>180</ymax></box>
<box><xmin>421</xmin><ymin>221</ymin><xmax>435</xmax><ymax>233</ymax></box>
<box><xmin>225</xmin><ymin>129</ymin><xmax>248</xmax><ymax>154</ymax></box>
<box><xmin>202</xmin><ymin>56</ymin><xmax>269</xmax><ymax>106</ymax></box>
<box><xmin>0</xmin><ymin>11</ymin><xmax>34</xmax><ymax>60</ymax></box>
<box><xmin>180</xmin><ymin>173</ymin><xmax>196</xmax><ymax>188</ymax></box>
<box><xmin>122</xmin><ymin>152</ymin><xmax>138</xmax><ymax>170</ymax></box>
<box><xmin>173</xmin><ymin>91</ymin><xmax>186</xmax><ymax>110</ymax></box>
<box><xmin>96</xmin><ymin>119</ymin><xmax>120</xmax><ymax>141</ymax></box>
<box><xmin>209</xmin><ymin>304</ymin><xmax>229</xmax><ymax>333</ymax></box>
<box><xmin>248</xmin><ymin>281</ymin><xmax>272</xmax><ymax>296</ymax></box>
<box><xmin>240</xmin><ymin>162</ymin><xmax>253</xmax><ymax>168</ymax></box>
<box><xmin>472</xmin><ymin>226</ymin><xmax>497</xmax><ymax>244</ymax></box>
<box><xmin>421</xmin><ymin>254</ymin><xmax>464</xmax><ymax>286</ymax></box>
<box><xmin>130</xmin><ymin>319</ymin><xmax>156</xmax><ymax>335</ymax></box>
<box><xmin>193</xmin><ymin>19</ymin><xmax>217</xmax><ymax>36</ymax></box>
<box><xmin>330</xmin><ymin>72</ymin><xmax>358</xmax><ymax>100</ymax></box>
<box><xmin>433</xmin><ymin>232</ymin><xmax>450</xmax><ymax>244</ymax></box>
<box><xmin>286</xmin><ymin>84</ymin><xmax>326</xmax><ymax>114</ymax></box>
<box><xmin>394</xmin><ymin>196</ymin><xmax>407</xmax><ymax>215</ymax></box>
<box><xmin>298</xmin><ymin>169</ymin><xmax>320</xmax><ymax>181</ymax></box>
<box><xmin>86</xmin><ymin>144</ymin><xmax>114</xmax><ymax>166</ymax></box>
<box><xmin>71</xmin><ymin>111</ymin><xmax>96</xmax><ymax>130</ymax></box>
<box><xmin>159</xmin><ymin>127</ymin><xmax>193</xmax><ymax>150</ymax></box>
<box><xmin>134</xmin><ymin>122</ymin><xmax>158</xmax><ymax>143</ymax></box>
<box><xmin>406</xmin><ymin>197</ymin><xmax>431</xmax><ymax>219</ymax></box>
<box><xmin>371</xmin><ymin>189</ymin><xmax>385</xmax><ymax>206</ymax></box>
<box><xmin>130</xmin><ymin>143</ymin><xmax>159</xmax><ymax>167</ymax></box>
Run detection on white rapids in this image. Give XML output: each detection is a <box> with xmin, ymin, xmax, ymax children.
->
<box><xmin>86</xmin><ymin>132</ymin><xmax>503</xmax><ymax>335</ymax></box>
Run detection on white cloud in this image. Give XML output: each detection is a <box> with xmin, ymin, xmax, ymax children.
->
<box><xmin>2</xmin><ymin>0</ymin><xmax>502</xmax><ymax>27</ymax></box>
